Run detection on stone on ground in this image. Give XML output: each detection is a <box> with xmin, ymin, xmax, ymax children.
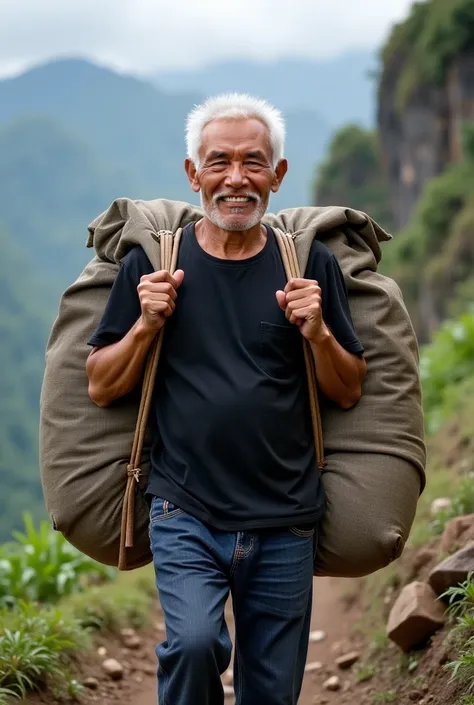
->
<box><xmin>440</xmin><ymin>514</ymin><xmax>474</xmax><ymax>554</ymax></box>
<box><xmin>335</xmin><ymin>651</ymin><xmax>360</xmax><ymax>669</ymax></box>
<box><xmin>83</xmin><ymin>677</ymin><xmax>99</xmax><ymax>689</ymax></box>
<box><xmin>323</xmin><ymin>675</ymin><xmax>341</xmax><ymax>691</ymax></box>
<box><xmin>102</xmin><ymin>658</ymin><xmax>124</xmax><ymax>681</ymax></box>
<box><xmin>387</xmin><ymin>581</ymin><xmax>446</xmax><ymax>652</ymax></box>
<box><xmin>309</xmin><ymin>629</ymin><xmax>326</xmax><ymax>643</ymax></box>
<box><xmin>305</xmin><ymin>661</ymin><xmax>323</xmax><ymax>673</ymax></box>
<box><xmin>429</xmin><ymin>541</ymin><xmax>474</xmax><ymax>596</ymax></box>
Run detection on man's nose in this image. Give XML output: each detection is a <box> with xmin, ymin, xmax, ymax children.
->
<box><xmin>225</xmin><ymin>162</ymin><xmax>248</xmax><ymax>188</ymax></box>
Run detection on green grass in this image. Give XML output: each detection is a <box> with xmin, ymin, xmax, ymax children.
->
<box><xmin>0</xmin><ymin>601</ymin><xmax>89</xmax><ymax>702</ymax></box>
<box><xmin>373</xmin><ymin>690</ymin><xmax>398</xmax><ymax>703</ymax></box>
<box><xmin>0</xmin><ymin>566</ymin><xmax>156</xmax><ymax>701</ymax></box>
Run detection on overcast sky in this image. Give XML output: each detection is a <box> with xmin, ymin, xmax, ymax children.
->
<box><xmin>0</xmin><ymin>0</ymin><xmax>415</xmax><ymax>78</ymax></box>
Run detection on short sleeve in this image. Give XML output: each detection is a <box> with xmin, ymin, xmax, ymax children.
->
<box><xmin>320</xmin><ymin>255</ymin><xmax>364</xmax><ymax>356</ymax></box>
<box><xmin>88</xmin><ymin>246</ymin><xmax>154</xmax><ymax>348</ymax></box>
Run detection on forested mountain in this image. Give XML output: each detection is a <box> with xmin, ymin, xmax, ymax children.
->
<box><xmin>0</xmin><ymin>116</ymin><xmax>137</xmax><ymax>287</ymax></box>
<box><xmin>313</xmin><ymin>124</ymin><xmax>393</xmax><ymax>232</ymax></box>
<box><xmin>0</xmin><ymin>58</ymin><xmax>333</xmax><ymax>212</ymax></box>
<box><xmin>0</xmin><ymin>229</ymin><xmax>50</xmax><ymax>538</ymax></box>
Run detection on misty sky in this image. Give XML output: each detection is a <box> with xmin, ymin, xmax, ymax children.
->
<box><xmin>0</xmin><ymin>0</ymin><xmax>414</xmax><ymax>77</ymax></box>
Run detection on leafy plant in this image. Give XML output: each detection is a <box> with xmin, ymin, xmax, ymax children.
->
<box><xmin>0</xmin><ymin>512</ymin><xmax>115</xmax><ymax>607</ymax></box>
<box><xmin>420</xmin><ymin>311</ymin><xmax>474</xmax><ymax>433</ymax></box>
<box><xmin>0</xmin><ymin>601</ymin><xmax>89</xmax><ymax>699</ymax></box>
<box><xmin>443</xmin><ymin>574</ymin><xmax>474</xmax><ymax>692</ymax></box>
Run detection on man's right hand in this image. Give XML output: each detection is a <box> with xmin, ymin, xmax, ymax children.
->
<box><xmin>137</xmin><ymin>269</ymin><xmax>185</xmax><ymax>332</ymax></box>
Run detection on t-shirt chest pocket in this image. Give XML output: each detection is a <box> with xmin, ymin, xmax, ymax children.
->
<box><xmin>257</xmin><ymin>321</ymin><xmax>302</xmax><ymax>380</ymax></box>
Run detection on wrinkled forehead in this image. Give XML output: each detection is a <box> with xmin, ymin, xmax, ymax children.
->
<box><xmin>199</xmin><ymin>117</ymin><xmax>273</xmax><ymax>161</ymax></box>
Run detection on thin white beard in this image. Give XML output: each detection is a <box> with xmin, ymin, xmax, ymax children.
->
<box><xmin>200</xmin><ymin>193</ymin><xmax>268</xmax><ymax>231</ymax></box>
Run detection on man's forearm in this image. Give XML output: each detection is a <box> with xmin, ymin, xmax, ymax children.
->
<box><xmin>309</xmin><ymin>324</ymin><xmax>366</xmax><ymax>409</ymax></box>
<box><xmin>86</xmin><ymin>317</ymin><xmax>157</xmax><ymax>407</ymax></box>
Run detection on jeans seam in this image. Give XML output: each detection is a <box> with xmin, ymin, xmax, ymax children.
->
<box><xmin>230</xmin><ymin>532</ymin><xmax>243</xmax><ymax>576</ymax></box>
<box><xmin>289</xmin><ymin>526</ymin><xmax>315</xmax><ymax>538</ymax></box>
<box><xmin>235</xmin><ymin>640</ymin><xmax>244</xmax><ymax>705</ymax></box>
<box><xmin>150</xmin><ymin>509</ymin><xmax>184</xmax><ymax>525</ymax></box>
<box><xmin>239</xmin><ymin>534</ymin><xmax>255</xmax><ymax>559</ymax></box>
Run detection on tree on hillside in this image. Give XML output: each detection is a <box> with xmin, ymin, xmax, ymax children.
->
<box><xmin>313</xmin><ymin>124</ymin><xmax>393</xmax><ymax>231</ymax></box>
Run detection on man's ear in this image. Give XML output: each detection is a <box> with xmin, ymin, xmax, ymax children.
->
<box><xmin>185</xmin><ymin>158</ymin><xmax>201</xmax><ymax>193</ymax></box>
<box><xmin>271</xmin><ymin>158</ymin><xmax>288</xmax><ymax>193</ymax></box>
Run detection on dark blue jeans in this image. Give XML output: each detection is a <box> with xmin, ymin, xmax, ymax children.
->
<box><xmin>149</xmin><ymin>496</ymin><xmax>315</xmax><ymax>705</ymax></box>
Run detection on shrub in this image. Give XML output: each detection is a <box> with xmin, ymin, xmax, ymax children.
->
<box><xmin>0</xmin><ymin>512</ymin><xmax>115</xmax><ymax>607</ymax></box>
<box><xmin>0</xmin><ymin>601</ymin><xmax>89</xmax><ymax>700</ymax></box>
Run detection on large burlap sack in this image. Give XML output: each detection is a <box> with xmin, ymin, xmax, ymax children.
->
<box><xmin>39</xmin><ymin>198</ymin><xmax>426</xmax><ymax>577</ymax></box>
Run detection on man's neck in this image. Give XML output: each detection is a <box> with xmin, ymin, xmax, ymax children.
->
<box><xmin>195</xmin><ymin>218</ymin><xmax>267</xmax><ymax>260</ymax></box>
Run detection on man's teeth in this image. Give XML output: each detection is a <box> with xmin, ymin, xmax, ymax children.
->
<box><xmin>223</xmin><ymin>197</ymin><xmax>250</xmax><ymax>202</ymax></box>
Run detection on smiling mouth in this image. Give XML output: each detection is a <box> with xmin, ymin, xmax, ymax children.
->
<box><xmin>217</xmin><ymin>195</ymin><xmax>257</xmax><ymax>204</ymax></box>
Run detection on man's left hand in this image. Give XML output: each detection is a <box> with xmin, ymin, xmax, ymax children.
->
<box><xmin>276</xmin><ymin>278</ymin><xmax>328</xmax><ymax>344</ymax></box>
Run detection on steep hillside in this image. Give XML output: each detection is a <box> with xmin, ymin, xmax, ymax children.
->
<box><xmin>313</xmin><ymin>123</ymin><xmax>393</xmax><ymax>231</ymax></box>
<box><xmin>380</xmin><ymin>124</ymin><xmax>474</xmax><ymax>342</ymax></box>
<box><xmin>0</xmin><ymin>116</ymin><xmax>136</xmax><ymax>287</ymax></box>
<box><xmin>378</xmin><ymin>0</ymin><xmax>474</xmax><ymax>229</ymax></box>
<box><xmin>0</xmin><ymin>228</ymin><xmax>50</xmax><ymax>539</ymax></box>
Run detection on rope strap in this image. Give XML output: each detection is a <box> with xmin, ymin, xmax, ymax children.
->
<box><xmin>274</xmin><ymin>230</ymin><xmax>326</xmax><ymax>472</ymax></box>
<box><xmin>118</xmin><ymin>229</ymin><xmax>182</xmax><ymax>570</ymax></box>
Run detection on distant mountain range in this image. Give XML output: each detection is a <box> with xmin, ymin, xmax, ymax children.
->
<box><xmin>152</xmin><ymin>51</ymin><xmax>377</xmax><ymax>128</ymax></box>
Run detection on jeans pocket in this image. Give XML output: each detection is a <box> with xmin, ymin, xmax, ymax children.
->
<box><xmin>149</xmin><ymin>496</ymin><xmax>184</xmax><ymax>525</ymax></box>
<box><xmin>288</xmin><ymin>524</ymin><xmax>315</xmax><ymax>538</ymax></box>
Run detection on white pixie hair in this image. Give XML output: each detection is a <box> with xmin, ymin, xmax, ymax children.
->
<box><xmin>185</xmin><ymin>92</ymin><xmax>285</xmax><ymax>169</ymax></box>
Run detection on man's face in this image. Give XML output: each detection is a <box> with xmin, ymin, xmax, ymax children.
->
<box><xmin>186</xmin><ymin>117</ymin><xmax>287</xmax><ymax>231</ymax></box>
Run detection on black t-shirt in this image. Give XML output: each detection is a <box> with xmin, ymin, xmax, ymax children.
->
<box><xmin>89</xmin><ymin>223</ymin><xmax>364</xmax><ymax>530</ymax></box>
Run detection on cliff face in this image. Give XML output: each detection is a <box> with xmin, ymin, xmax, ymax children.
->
<box><xmin>378</xmin><ymin>50</ymin><xmax>474</xmax><ymax>230</ymax></box>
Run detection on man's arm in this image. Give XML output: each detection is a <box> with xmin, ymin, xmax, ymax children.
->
<box><xmin>87</xmin><ymin>269</ymin><xmax>184</xmax><ymax>407</ymax></box>
<box><xmin>276</xmin><ymin>277</ymin><xmax>366</xmax><ymax>409</ymax></box>
<box><xmin>307</xmin><ymin>323</ymin><xmax>366</xmax><ymax>409</ymax></box>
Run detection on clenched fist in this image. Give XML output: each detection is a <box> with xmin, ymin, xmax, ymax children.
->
<box><xmin>137</xmin><ymin>269</ymin><xmax>184</xmax><ymax>332</ymax></box>
<box><xmin>276</xmin><ymin>278</ymin><xmax>328</xmax><ymax>344</ymax></box>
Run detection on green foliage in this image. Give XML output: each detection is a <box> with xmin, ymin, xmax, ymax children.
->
<box><xmin>380</xmin><ymin>138</ymin><xmax>474</xmax><ymax>341</ymax></box>
<box><xmin>65</xmin><ymin>568</ymin><xmax>156</xmax><ymax>632</ymax></box>
<box><xmin>420</xmin><ymin>311</ymin><xmax>474</xmax><ymax>432</ymax></box>
<box><xmin>355</xmin><ymin>662</ymin><xmax>376</xmax><ymax>682</ymax></box>
<box><xmin>381</xmin><ymin>0</ymin><xmax>474</xmax><ymax>109</ymax></box>
<box><xmin>0</xmin><ymin>513</ymin><xmax>115</xmax><ymax>607</ymax></box>
<box><xmin>0</xmin><ymin>601</ymin><xmax>89</xmax><ymax>700</ymax></box>
<box><xmin>430</xmin><ymin>473</ymin><xmax>474</xmax><ymax>536</ymax></box>
<box><xmin>373</xmin><ymin>691</ymin><xmax>398</xmax><ymax>703</ymax></box>
<box><xmin>441</xmin><ymin>574</ymin><xmax>474</xmax><ymax>695</ymax></box>
<box><xmin>0</xmin><ymin>227</ymin><xmax>54</xmax><ymax>540</ymax></box>
<box><xmin>314</xmin><ymin>124</ymin><xmax>393</xmax><ymax>230</ymax></box>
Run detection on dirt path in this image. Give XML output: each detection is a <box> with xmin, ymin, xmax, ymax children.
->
<box><xmin>134</xmin><ymin>576</ymin><xmax>359</xmax><ymax>705</ymax></box>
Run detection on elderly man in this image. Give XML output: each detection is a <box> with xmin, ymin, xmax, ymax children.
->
<box><xmin>86</xmin><ymin>93</ymin><xmax>366</xmax><ymax>705</ymax></box>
